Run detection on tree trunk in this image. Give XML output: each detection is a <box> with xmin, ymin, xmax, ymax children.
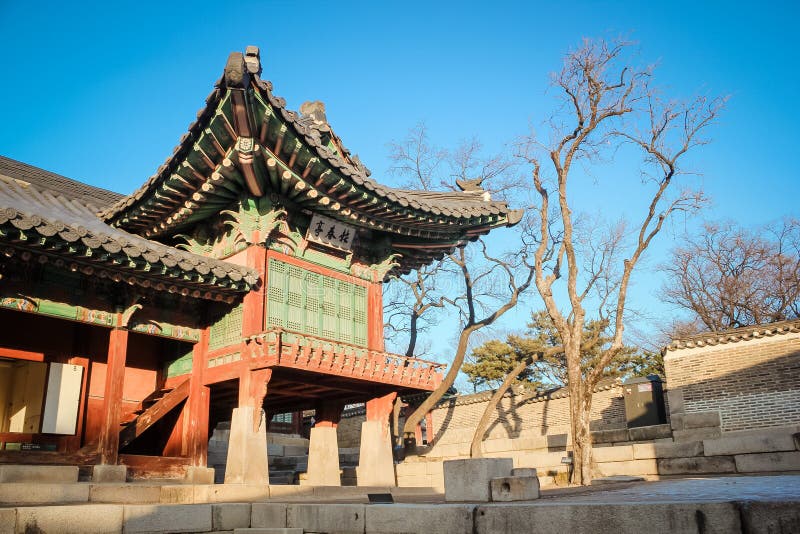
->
<box><xmin>567</xmin><ymin>379</ymin><xmax>594</xmax><ymax>485</ymax></box>
<box><xmin>402</xmin><ymin>326</ymin><xmax>474</xmax><ymax>446</ymax></box>
<box><xmin>404</xmin><ymin>311</ymin><xmax>419</xmax><ymax>357</ymax></box>
<box><xmin>470</xmin><ymin>357</ymin><xmax>529</xmax><ymax>458</ymax></box>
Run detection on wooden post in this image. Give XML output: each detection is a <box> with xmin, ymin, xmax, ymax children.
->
<box><xmin>187</xmin><ymin>328</ymin><xmax>211</xmax><ymax>467</ymax></box>
<box><xmin>365</xmin><ymin>392</ymin><xmax>397</xmax><ymax>423</ymax></box>
<box><xmin>98</xmin><ymin>328</ymin><xmax>128</xmax><ymax>465</ymax></box>
<box><xmin>367</xmin><ymin>281</ymin><xmax>384</xmax><ymax>351</ymax></box>
<box><xmin>241</xmin><ymin>245</ymin><xmax>267</xmax><ymax>337</ymax></box>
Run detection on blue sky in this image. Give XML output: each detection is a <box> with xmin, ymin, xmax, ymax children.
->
<box><xmin>1</xmin><ymin>1</ymin><xmax>798</xmax><ymax>362</ymax></box>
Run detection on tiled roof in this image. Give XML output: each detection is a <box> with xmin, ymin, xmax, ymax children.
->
<box><xmin>0</xmin><ymin>173</ymin><xmax>259</xmax><ymax>300</ymax></box>
<box><xmin>0</xmin><ymin>155</ymin><xmax>123</xmax><ymax>210</ymax></box>
<box><xmin>100</xmin><ymin>47</ymin><xmax>522</xmax><ymax>246</ymax></box>
<box><xmin>665</xmin><ymin>319</ymin><xmax>800</xmax><ymax>351</ymax></box>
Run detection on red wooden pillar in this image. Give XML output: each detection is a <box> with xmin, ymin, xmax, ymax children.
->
<box><xmin>315</xmin><ymin>402</ymin><xmax>343</xmax><ymax>428</ymax></box>
<box><xmin>98</xmin><ymin>328</ymin><xmax>128</xmax><ymax>465</ymax></box>
<box><xmin>187</xmin><ymin>328</ymin><xmax>211</xmax><ymax>466</ymax></box>
<box><xmin>241</xmin><ymin>245</ymin><xmax>267</xmax><ymax>337</ymax></box>
<box><xmin>365</xmin><ymin>392</ymin><xmax>397</xmax><ymax>423</ymax></box>
<box><xmin>367</xmin><ymin>281</ymin><xmax>384</xmax><ymax>351</ymax></box>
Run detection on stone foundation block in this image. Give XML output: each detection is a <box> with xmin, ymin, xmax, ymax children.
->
<box><xmin>0</xmin><ymin>465</ymin><xmax>78</xmax><ymax>483</ymax></box>
<box><xmin>656</xmin><ymin>456</ymin><xmax>736</xmax><ymax>475</ymax></box>
<box><xmin>672</xmin><ymin>427</ymin><xmax>721</xmax><ymax>442</ymax></box>
<box><xmin>365</xmin><ymin>503</ymin><xmax>476</xmax><ymax>534</ymax></box>
<box><xmin>159</xmin><ymin>484</ymin><xmax>195</xmax><ymax>504</ymax></box>
<box><xmin>90</xmin><ymin>484</ymin><xmax>160</xmax><ymax>503</ymax></box>
<box><xmin>740</xmin><ymin>500</ymin><xmax>800</xmax><ymax>534</ymax></box>
<box><xmin>235</xmin><ymin>529</ymin><xmax>302</xmax><ymax>534</ymax></box>
<box><xmin>286</xmin><ymin>503</ymin><xmax>365</xmax><ymax>534</ymax></box>
<box><xmin>91</xmin><ymin>464</ymin><xmax>127</xmax><ymax>483</ymax></box>
<box><xmin>185</xmin><ymin>466</ymin><xmax>215</xmax><ymax>484</ymax></box>
<box><xmin>592</xmin><ymin>445</ymin><xmax>634</xmax><ymax>463</ymax></box>
<box><xmin>476</xmin><ymin>501</ymin><xmax>741</xmax><ymax>534</ymax></box>
<box><xmin>357</xmin><ymin>420</ymin><xmax>395</xmax><ymax>487</ymax></box>
<box><xmin>196</xmin><ymin>484</ymin><xmax>270</xmax><ymax>503</ymax></box>
<box><xmin>444</xmin><ymin>458</ymin><xmax>513</xmax><ymax>502</ymax></box>
<box><xmin>633</xmin><ymin>440</ymin><xmax>703</xmax><ymax>459</ymax></box>
<box><xmin>595</xmin><ymin>459</ymin><xmax>658</xmax><ymax>477</ymax></box>
<box><xmin>0</xmin><ymin>509</ymin><xmax>13</xmax><ymax>534</ymax></box>
<box><xmin>628</xmin><ymin>424</ymin><xmax>672</xmax><ymax>441</ymax></box>
<box><xmin>124</xmin><ymin>503</ymin><xmax>212</xmax><ymax>533</ymax></box>
<box><xmin>704</xmin><ymin>433</ymin><xmax>797</xmax><ymax>457</ymax></box>
<box><xmin>306</xmin><ymin>426</ymin><xmax>341</xmax><ymax>486</ymax></box>
<box><xmin>683</xmin><ymin>411</ymin><xmax>721</xmax><ymax>429</ymax></box>
<box><xmin>212</xmin><ymin>503</ymin><xmax>251</xmax><ymax>531</ymax></box>
<box><xmin>735</xmin><ymin>451</ymin><xmax>800</xmax><ymax>473</ymax></box>
<box><xmin>490</xmin><ymin>475</ymin><xmax>540</xmax><ymax>501</ymax></box>
<box><xmin>514</xmin><ymin>451</ymin><xmax>568</xmax><ymax>468</ymax></box>
<box><xmin>511</xmin><ymin>467</ymin><xmax>538</xmax><ymax>477</ymax></box>
<box><xmin>16</xmin><ymin>504</ymin><xmax>123</xmax><ymax>534</ymax></box>
<box><xmin>0</xmin><ymin>483</ymin><xmax>89</xmax><ymax>505</ymax></box>
<box><xmin>283</xmin><ymin>445</ymin><xmax>308</xmax><ymax>456</ymax></box>
<box><xmin>252</xmin><ymin>502</ymin><xmax>288</xmax><ymax>528</ymax></box>
<box><xmin>226</xmin><ymin>406</ymin><xmax>270</xmax><ymax>485</ymax></box>
<box><xmin>592</xmin><ymin>428</ymin><xmax>629</xmax><ymax>444</ymax></box>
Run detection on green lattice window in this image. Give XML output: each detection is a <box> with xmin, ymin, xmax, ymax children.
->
<box><xmin>208</xmin><ymin>303</ymin><xmax>243</xmax><ymax>350</ymax></box>
<box><xmin>267</xmin><ymin>258</ymin><xmax>369</xmax><ymax>347</ymax></box>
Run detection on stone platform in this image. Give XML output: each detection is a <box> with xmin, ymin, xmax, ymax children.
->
<box><xmin>0</xmin><ymin>475</ymin><xmax>798</xmax><ymax>533</ymax></box>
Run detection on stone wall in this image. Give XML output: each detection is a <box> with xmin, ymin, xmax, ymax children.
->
<box><xmin>664</xmin><ymin>325</ymin><xmax>800</xmax><ymax>433</ymax></box>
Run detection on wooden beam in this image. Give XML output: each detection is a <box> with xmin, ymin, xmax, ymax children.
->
<box><xmin>118</xmin><ymin>378</ymin><xmax>190</xmax><ymax>450</ymax></box>
<box><xmin>186</xmin><ymin>329</ymin><xmax>210</xmax><ymax>467</ymax></box>
<box><xmin>98</xmin><ymin>327</ymin><xmax>128</xmax><ymax>465</ymax></box>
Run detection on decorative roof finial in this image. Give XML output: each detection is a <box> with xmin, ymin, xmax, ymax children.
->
<box><xmin>300</xmin><ymin>100</ymin><xmax>328</xmax><ymax>125</ymax></box>
<box><xmin>244</xmin><ymin>45</ymin><xmax>261</xmax><ymax>76</ymax></box>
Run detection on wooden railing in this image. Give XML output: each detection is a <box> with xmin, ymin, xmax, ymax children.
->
<box><xmin>244</xmin><ymin>328</ymin><xmax>445</xmax><ymax>390</ymax></box>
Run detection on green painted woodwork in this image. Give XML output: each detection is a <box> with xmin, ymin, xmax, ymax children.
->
<box><xmin>208</xmin><ymin>303</ymin><xmax>244</xmax><ymax>350</ymax></box>
<box><xmin>266</xmin><ymin>258</ymin><xmax>368</xmax><ymax>347</ymax></box>
<box><xmin>165</xmin><ymin>348</ymin><xmax>194</xmax><ymax>378</ymax></box>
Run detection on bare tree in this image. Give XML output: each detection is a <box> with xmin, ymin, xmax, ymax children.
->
<box><xmin>519</xmin><ymin>38</ymin><xmax>724</xmax><ymax>484</ymax></box>
<box><xmin>401</xmin><ymin>240</ymin><xmax>535</xmax><ymax>443</ymax></box>
<box><xmin>661</xmin><ymin>218</ymin><xmax>800</xmax><ymax>330</ymax></box>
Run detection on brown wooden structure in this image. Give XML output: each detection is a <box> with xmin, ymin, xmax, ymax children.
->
<box><xmin>0</xmin><ymin>46</ymin><xmax>521</xmax><ymax>479</ymax></box>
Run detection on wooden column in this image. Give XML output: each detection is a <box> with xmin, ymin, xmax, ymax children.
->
<box><xmin>367</xmin><ymin>281</ymin><xmax>384</xmax><ymax>351</ymax></box>
<box><xmin>98</xmin><ymin>328</ymin><xmax>128</xmax><ymax>465</ymax></box>
<box><xmin>365</xmin><ymin>392</ymin><xmax>397</xmax><ymax>422</ymax></box>
<box><xmin>241</xmin><ymin>245</ymin><xmax>267</xmax><ymax>337</ymax></box>
<box><xmin>314</xmin><ymin>401</ymin><xmax>343</xmax><ymax>428</ymax></box>
<box><xmin>186</xmin><ymin>328</ymin><xmax>211</xmax><ymax>467</ymax></box>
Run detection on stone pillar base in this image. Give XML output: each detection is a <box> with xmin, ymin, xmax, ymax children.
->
<box><xmin>224</xmin><ymin>406</ymin><xmax>269</xmax><ymax>485</ymax></box>
<box><xmin>306</xmin><ymin>426</ymin><xmax>341</xmax><ymax>486</ymax></box>
<box><xmin>185</xmin><ymin>466</ymin><xmax>215</xmax><ymax>484</ymax></box>
<box><xmin>357</xmin><ymin>420</ymin><xmax>396</xmax><ymax>487</ymax></box>
<box><xmin>443</xmin><ymin>458</ymin><xmax>513</xmax><ymax>502</ymax></box>
<box><xmin>92</xmin><ymin>464</ymin><xmax>127</xmax><ymax>483</ymax></box>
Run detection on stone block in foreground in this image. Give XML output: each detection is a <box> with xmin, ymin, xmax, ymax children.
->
<box><xmin>475</xmin><ymin>501</ymin><xmax>741</xmax><ymax>534</ymax></box>
<box><xmin>286</xmin><ymin>503</ymin><xmax>364</xmax><ymax>534</ymax></box>
<box><xmin>365</xmin><ymin>503</ymin><xmax>476</xmax><ymax>534</ymax></box>
<box><xmin>490</xmin><ymin>475</ymin><xmax>540</xmax><ymax>501</ymax></box>
<box><xmin>252</xmin><ymin>502</ymin><xmax>288</xmax><ymax>528</ymax></box>
<box><xmin>444</xmin><ymin>458</ymin><xmax>513</xmax><ymax>502</ymax></box>
<box><xmin>91</xmin><ymin>464</ymin><xmax>127</xmax><ymax>483</ymax></box>
<box><xmin>212</xmin><ymin>502</ymin><xmax>251</xmax><ymax>531</ymax></box>
<box><xmin>15</xmin><ymin>504</ymin><xmax>123</xmax><ymax>534</ymax></box>
<box><xmin>739</xmin><ymin>500</ymin><xmax>800</xmax><ymax>534</ymax></box>
<box><xmin>123</xmin><ymin>503</ymin><xmax>212</xmax><ymax>533</ymax></box>
<box><xmin>0</xmin><ymin>465</ymin><xmax>78</xmax><ymax>483</ymax></box>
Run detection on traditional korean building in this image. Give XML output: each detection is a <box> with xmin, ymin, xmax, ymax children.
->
<box><xmin>0</xmin><ymin>46</ymin><xmax>521</xmax><ymax>483</ymax></box>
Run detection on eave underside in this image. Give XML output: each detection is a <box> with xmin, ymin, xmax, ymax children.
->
<box><xmin>101</xmin><ymin>49</ymin><xmax>521</xmax><ymax>275</ymax></box>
